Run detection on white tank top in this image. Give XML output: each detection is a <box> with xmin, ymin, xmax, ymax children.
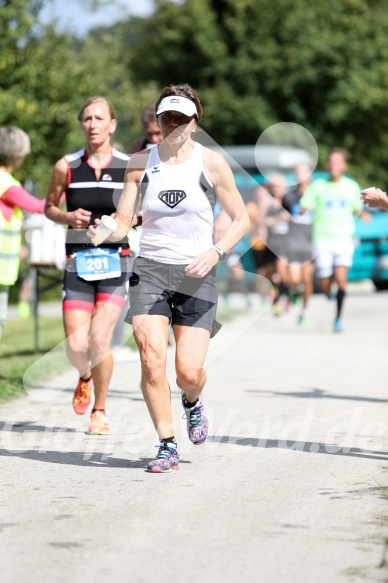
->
<box><xmin>139</xmin><ymin>142</ymin><xmax>217</xmax><ymax>264</ymax></box>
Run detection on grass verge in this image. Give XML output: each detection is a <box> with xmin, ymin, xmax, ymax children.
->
<box><xmin>0</xmin><ymin>305</ymin><xmax>243</xmax><ymax>403</ymax></box>
<box><xmin>216</xmin><ymin>306</ymin><xmax>245</xmax><ymax>323</ymax></box>
<box><xmin>0</xmin><ymin>317</ymin><xmax>68</xmax><ymax>402</ymax></box>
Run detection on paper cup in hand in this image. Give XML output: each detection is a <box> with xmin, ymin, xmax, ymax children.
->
<box><xmin>363</xmin><ymin>186</ymin><xmax>375</xmax><ymax>193</ymax></box>
<box><xmin>92</xmin><ymin>215</ymin><xmax>117</xmax><ymax>246</ymax></box>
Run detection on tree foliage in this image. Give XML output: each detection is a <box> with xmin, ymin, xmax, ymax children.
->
<box><xmin>127</xmin><ymin>0</ymin><xmax>388</xmax><ymax>185</ymax></box>
<box><xmin>0</xmin><ymin>1</ymin><xmax>155</xmax><ymax>193</ymax></box>
<box><xmin>2</xmin><ymin>0</ymin><xmax>388</xmax><ymax>188</ymax></box>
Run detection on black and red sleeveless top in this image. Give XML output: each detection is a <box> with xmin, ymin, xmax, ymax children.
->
<box><xmin>64</xmin><ymin>148</ymin><xmax>130</xmax><ymax>255</ymax></box>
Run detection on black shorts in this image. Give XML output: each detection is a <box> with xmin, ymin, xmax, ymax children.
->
<box><xmin>63</xmin><ymin>256</ymin><xmax>132</xmax><ymax>314</ymax></box>
<box><xmin>125</xmin><ymin>257</ymin><xmax>221</xmax><ymax>337</ymax></box>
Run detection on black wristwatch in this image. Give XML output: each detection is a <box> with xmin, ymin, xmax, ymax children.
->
<box><xmin>213</xmin><ymin>244</ymin><xmax>227</xmax><ymax>263</ymax></box>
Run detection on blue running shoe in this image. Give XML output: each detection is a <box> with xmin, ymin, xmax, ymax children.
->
<box><xmin>333</xmin><ymin>318</ymin><xmax>343</xmax><ymax>333</ymax></box>
<box><xmin>182</xmin><ymin>392</ymin><xmax>209</xmax><ymax>445</ymax></box>
<box><xmin>147</xmin><ymin>441</ymin><xmax>180</xmax><ymax>473</ymax></box>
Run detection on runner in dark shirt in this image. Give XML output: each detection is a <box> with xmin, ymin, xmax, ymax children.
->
<box><xmin>45</xmin><ymin>96</ymin><xmax>135</xmax><ymax>435</ymax></box>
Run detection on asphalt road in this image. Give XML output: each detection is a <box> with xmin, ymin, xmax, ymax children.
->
<box><xmin>1</xmin><ymin>283</ymin><xmax>388</xmax><ymax>583</ymax></box>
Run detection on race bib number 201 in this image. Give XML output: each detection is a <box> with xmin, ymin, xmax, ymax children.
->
<box><xmin>75</xmin><ymin>248</ymin><xmax>121</xmax><ymax>281</ymax></box>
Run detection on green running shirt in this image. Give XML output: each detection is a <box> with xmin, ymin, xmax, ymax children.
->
<box><xmin>299</xmin><ymin>176</ymin><xmax>362</xmax><ymax>241</ymax></box>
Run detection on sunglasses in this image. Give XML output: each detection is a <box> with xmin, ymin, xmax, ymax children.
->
<box><xmin>159</xmin><ymin>111</ymin><xmax>196</xmax><ymax>126</ymax></box>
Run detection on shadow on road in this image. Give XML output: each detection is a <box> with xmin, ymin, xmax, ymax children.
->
<box><xmin>0</xmin><ymin>448</ymin><xmax>192</xmax><ymax>468</ymax></box>
<box><xmin>0</xmin><ymin>421</ymin><xmax>76</xmax><ymax>433</ymax></box>
<box><xmin>19</xmin><ymin>386</ymin><xmax>149</xmax><ymax>402</ymax></box>
<box><xmin>0</xmin><ymin>449</ymin><xmax>152</xmax><ymax>468</ymax></box>
<box><xmin>247</xmin><ymin>387</ymin><xmax>388</xmax><ymax>404</ymax></box>
<box><xmin>208</xmin><ymin>436</ymin><xmax>388</xmax><ymax>461</ymax></box>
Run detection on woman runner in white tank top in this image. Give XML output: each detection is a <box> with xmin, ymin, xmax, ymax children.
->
<box><xmin>89</xmin><ymin>84</ymin><xmax>250</xmax><ymax>473</ymax></box>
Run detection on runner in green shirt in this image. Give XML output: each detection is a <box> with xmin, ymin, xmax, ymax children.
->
<box><xmin>300</xmin><ymin>148</ymin><xmax>369</xmax><ymax>332</ymax></box>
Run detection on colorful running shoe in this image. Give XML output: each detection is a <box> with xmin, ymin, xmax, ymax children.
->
<box><xmin>147</xmin><ymin>441</ymin><xmax>180</xmax><ymax>473</ymax></box>
<box><xmin>73</xmin><ymin>376</ymin><xmax>93</xmax><ymax>415</ymax></box>
<box><xmin>87</xmin><ymin>410</ymin><xmax>110</xmax><ymax>435</ymax></box>
<box><xmin>182</xmin><ymin>392</ymin><xmax>209</xmax><ymax>445</ymax></box>
<box><xmin>333</xmin><ymin>318</ymin><xmax>343</xmax><ymax>333</ymax></box>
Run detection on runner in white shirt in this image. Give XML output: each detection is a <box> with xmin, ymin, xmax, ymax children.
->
<box><xmin>89</xmin><ymin>84</ymin><xmax>250</xmax><ymax>472</ymax></box>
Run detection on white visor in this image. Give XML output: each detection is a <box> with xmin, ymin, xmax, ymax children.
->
<box><xmin>156</xmin><ymin>95</ymin><xmax>198</xmax><ymax>118</ymax></box>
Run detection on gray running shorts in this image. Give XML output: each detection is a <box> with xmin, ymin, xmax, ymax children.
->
<box><xmin>125</xmin><ymin>256</ymin><xmax>221</xmax><ymax>337</ymax></box>
<box><xmin>286</xmin><ymin>248</ymin><xmax>314</xmax><ymax>264</ymax></box>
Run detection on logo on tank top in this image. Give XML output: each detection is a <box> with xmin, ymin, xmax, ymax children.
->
<box><xmin>152</xmin><ymin>166</ymin><xmax>160</xmax><ymax>174</ymax></box>
<box><xmin>158</xmin><ymin>190</ymin><xmax>187</xmax><ymax>208</ymax></box>
<box><xmin>101</xmin><ymin>174</ymin><xmax>112</xmax><ymax>181</ymax></box>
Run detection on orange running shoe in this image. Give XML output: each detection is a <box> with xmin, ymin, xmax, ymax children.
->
<box><xmin>88</xmin><ymin>410</ymin><xmax>110</xmax><ymax>435</ymax></box>
<box><xmin>73</xmin><ymin>376</ymin><xmax>93</xmax><ymax>415</ymax></box>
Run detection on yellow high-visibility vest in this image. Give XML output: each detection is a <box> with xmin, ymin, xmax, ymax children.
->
<box><xmin>0</xmin><ymin>169</ymin><xmax>23</xmax><ymax>285</ymax></box>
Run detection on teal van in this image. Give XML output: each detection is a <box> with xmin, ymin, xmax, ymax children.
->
<box><xmin>350</xmin><ymin>210</ymin><xmax>388</xmax><ymax>290</ymax></box>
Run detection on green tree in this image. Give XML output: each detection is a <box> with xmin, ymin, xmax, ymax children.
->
<box><xmin>0</xmin><ymin>1</ymin><xmax>89</xmax><ymax>188</ymax></box>
<box><xmin>0</xmin><ymin>0</ymin><xmax>154</xmax><ymax>193</ymax></box>
<box><xmin>84</xmin><ymin>24</ymin><xmax>160</xmax><ymax>149</ymax></box>
<box><xmin>126</xmin><ymin>0</ymin><xmax>388</xmax><ymax>185</ymax></box>
<box><xmin>0</xmin><ymin>0</ymin><xmax>44</xmax><ymax>88</ymax></box>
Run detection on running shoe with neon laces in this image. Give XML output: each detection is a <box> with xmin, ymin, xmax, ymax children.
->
<box><xmin>182</xmin><ymin>392</ymin><xmax>209</xmax><ymax>445</ymax></box>
<box><xmin>147</xmin><ymin>441</ymin><xmax>180</xmax><ymax>473</ymax></box>
<box><xmin>87</xmin><ymin>410</ymin><xmax>110</xmax><ymax>435</ymax></box>
<box><xmin>73</xmin><ymin>376</ymin><xmax>93</xmax><ymax>415</ymax></box>
<box><xmin>333</xmin><ymin>318</ymin><xmax>343</xmax><ymax>333</ymax></box>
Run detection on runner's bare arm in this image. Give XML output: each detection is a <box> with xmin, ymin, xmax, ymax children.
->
<box><xmin>114</xmin><ymin>168</ymin><xmax>142</xmax><ymax>239</ymax></box>
<box><xmin>204</xmin><ymin>150</ymin><xmax>250</xmax><ymax>252</ymax></box>
<box><xmin>213</xmin><ymin>208</ymin><xmax>231</xmax><ymax>242</ymax></box>
<box><xmin>185</xmin><ymin>150</ymin><xmax>250</xmax><ymax>278</ymax></box>
<box><xmin>89</xmin><ymin>153</ymin><xmax>148</xmax><ymax>242</ymax></box>
<box><xmin>114</xmin><ymin>153</ymin><xmax>148</xmax><ymax>239</ymax></box>
<box><xmin>360</xmin><ymin>187</ymin><xmax>388</xmax><ymax>209</ymax></box>
<box><xmin>44</xmin><ymin>158</ymin><xmax>91</xmax><ymax>229</ymax></box>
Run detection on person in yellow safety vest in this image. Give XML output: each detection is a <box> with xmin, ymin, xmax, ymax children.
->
<box><xmin>0</xmin><ymin>127</ymin><xmax>46</xmax><ymax>339</ymax></box>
